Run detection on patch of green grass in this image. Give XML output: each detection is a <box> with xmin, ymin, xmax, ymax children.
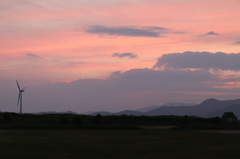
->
<box><xmin>0</xmin><ymin>130</ymin><xmax>240</xmax><ymax>159</ymax></box>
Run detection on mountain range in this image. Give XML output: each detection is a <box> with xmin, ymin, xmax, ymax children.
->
<box><xmin>90</xmin><ymin>98</ymin><xmax>240</xmax><ymax>118</ymax></box>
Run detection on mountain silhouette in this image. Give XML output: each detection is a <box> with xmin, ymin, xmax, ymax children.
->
<box><xmin>145</xmin><ymin>98</ymin><xmax>240</xmax><ymax>117</ymax></box>
<box><xmin>114</xmin><ymin>110</ymin><xmax>143</xmax><ymax>116</ymax></box>
<box><xmin>90</xmin><ymin>98</ymin><xmax>240</xmax><ymax>117</ymax></box>
<box><xmin>90</xmin><ymin>111</ymin><xmax>113</xmax><ymax>116</ymax></box>
<box><xmin>136</xmin><ymin>102</ymin><xmax>196</xmax><ymax>112</ymax></box>
<box><xmin>206</xmin><ymin>104</ymin><xmax>240</xmax><ymax>117</ymax></box>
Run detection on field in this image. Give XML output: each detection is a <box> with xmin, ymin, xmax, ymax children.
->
<box><xmin>1</xmin><ymin>129</ymin><xmax>240</xmax><ymax>159</ymax></box>
<box><xmin>1</xmin><ymin>113</ymin><xmax>240</xmax><ymax>158</ymax></box>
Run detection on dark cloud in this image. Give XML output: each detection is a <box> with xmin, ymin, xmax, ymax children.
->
<box><xmin>84</xmin><ymin>26</ymin><xmax>168</xmax><ymax>37</ymax></box>
<box><xmin>173</xmin><ymin>31</ymin><xmax>188</xmax><ymax>34</ymax></box>
<box><xmin>154</xmin><ymin>51</ymin><xmax>240</xmax><ymax>71</ymax></box>
<box><xmin>112</xmin><ymin>52</ymin><xmax>138</xmax><ymax>59</ymax></box>
<box><xmin>204</xmin><ymin>31</ymin><xmax>219</xmax><ymax>35</ymax></box>
<box><xmin>22</xmin><ymin>68</ymin><xmax>221</xmax><ymax>112</ymax></box>
<box><xmin>143</xmin><ymin>26</ymin><xmax>169</xmax><ymax>31</ymax></box>
<box><xmin>110</xmin><ymin>71</ymin><xmax>122</xmax><ymax>78</ymax></box>
<box><xmin>234</xmin><ymin>41</ymin><xmax>240</xmax><ymax>45</ymax></box>
<box><xmin>114</xmin><ymin>68</ymin><xmax>218</xmax><ymax>86</ymax></box>
<box><xmin>26</xmin><ymin>53</ymin><xmax>42</xmax><ymax>59</ymax></box>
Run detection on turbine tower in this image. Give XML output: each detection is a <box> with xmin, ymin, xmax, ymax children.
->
<box><xmin>16</xmin><ymin>80</ymin><xmax>26</xmax><ymax>114</ymax></box>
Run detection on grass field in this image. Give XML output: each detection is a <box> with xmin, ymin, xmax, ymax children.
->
<box><xmin>0</xmin><ymin>129</ymin><xmax>240</xmax><ymax>159</ymax></box>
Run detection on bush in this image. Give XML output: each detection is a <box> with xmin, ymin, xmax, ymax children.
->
<box><xmin>94</xmin><ymin>114</ymin><xmax>102</xmax><ymax>124</ymax></box>
<box><xmin>222</xmin><ymin>112</ymin><xmax>238</xmax><ymax>123</ymax></box>
<box><xmin>73</xmin><ymin>116</ymin><xmax>82</xmax><ymax>125</ymax></box>
<box><xmin>3</xmin><ymin>113</ymin><xmax>11</xmax><ymax>124</ymax></box>
<box><xmin>60</xmin><ymin>114</ymin><xmax>68</xmax><ymax>124</ymax></box>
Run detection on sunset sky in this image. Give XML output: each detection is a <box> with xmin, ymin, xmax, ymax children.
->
<box><xmin>1</xmin><ymin>0</ymin><xmax>240</xmax><ymax>113</ymax></box>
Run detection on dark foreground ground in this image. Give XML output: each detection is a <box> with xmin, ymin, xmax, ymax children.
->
<box><xmin>0</xmin><ymin>129</ymin><xmax>240</xmax><ymax>159</ymax></box>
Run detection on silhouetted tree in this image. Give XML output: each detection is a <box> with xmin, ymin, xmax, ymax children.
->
<box><xmin>214</xmin><ymin>117</ymin><xmax>221</xmax><ymax>125</ymax></box>
<box><xmin>182</xmin><ymin>115</ymin><xmax>189</xmax><ymax>125</ymax></box>
<box><xmin>60</xmin><ymin>114</ymin><xmax>68</xmax><ymax>124</ymax></box>
<box><xmin>3</xmin><ymin>113</ymin><xmax>11</xmax><ymax>124</ymax></box>
<box><xmin>73</xmin><ymin>116</ymin><xmax>82</xmax><ymax>124</ymax></box>
<box><xmin>106</xmin><ymin>118</ymin><xmax>112</xmax><ymax>124</ymax></box>
<box><xmin>94</xmin><ymin>114</ymin><xmax>102</xmax><ymax>124</ymax></box>
<box><xmin>222</xmin><ymin>112</ymin><xmax>237</xmax><ymax>122</ymax></box>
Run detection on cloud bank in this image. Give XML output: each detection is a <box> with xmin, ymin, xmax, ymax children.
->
<box><xmin>26</xmin><ymin>53</ymin><xmax>42</xmax><ymax>59</ymax></box>
<box><xmin>84</xmin><ymin>26</ymin><xmax>169</xmax><ymax>37</ymax></box>
<box><xmin>204</xmin><ymin>31</ymin><xmax>219</xmax><ymax>36</ymax></box>
<box><xmin>234</xmin><ymin>41</ymin><xmax>240</xmax><ymax>45</ymax></box>
<box><xmin>18</xmin><ymin>66</ymin><xmax>238</xmax><ymax>113</ymax></box>
<box><xmin>154</xmin><ymin>51</ymin><xmax>240</xmax><ymax>71</ymax></box>
<box><xmin>112</xmin><ymin>53</ymin><xmax>138</xmax><ymax>59</ymax></box>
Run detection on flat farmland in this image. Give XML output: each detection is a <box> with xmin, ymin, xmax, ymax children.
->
<box><xmin>1</xmin><ymin>129</ymin><xmax>240</xmax><ymax>159</ymax></box>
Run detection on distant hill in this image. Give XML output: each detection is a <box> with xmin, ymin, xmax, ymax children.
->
<box><xmin>35</xmin><ymin>111</ymin><xmax>78</xmax><ymax>115</ymax></box>
<box><xmin>136</xmin><ymin>102</ymin><xmax>196</xmax><ymax>112</ymax></box>
<box><xmin>80</xmin><ymin>111</ymin><xmax>95</xmax><ymax>115</ymax></box>
<box><xmin>90</xmin><ymin>110</ymin><xmax>143</xmax><ymax>116</ymax></box>
<box><xmin>136</xmin><ymin>105</ymin><xmax>161</xmax><ymax>112</ymax></box>
<box><xmin>193</xmin><ymin>98</ymin><xmax>240</xmax><ymax>117</ymax></box>
<box><xmin>206</xmin><ymin>104</ymin><xmax>240</xmax><ymax>118</ymax></box>
<box><xmin>145</xmin><ymin>105</ymin><xmax>196</xmax><ymax>116</ymax></box>
<box><xmin>114</xmin><ymin>110</ymin><xmax>143</xmax><ymax>116</ymax></box>
<box><xmin>88</xmin><ymin>98</ymin><xmax>240</xmax><ymax>118</ymax></box>
<box><xmin>145</xmin><ymin>98</ymin><xmax>240</xmax><ymax>117</ymax></box>
<box><xmin>90</xmin><ymin>111</ymin><xmax>113</xmax><ymax>116</ymax></box>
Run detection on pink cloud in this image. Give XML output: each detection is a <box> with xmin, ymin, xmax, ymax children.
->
<box><xmin>1</xmin><ymin>0</ymin><xmax>240</xmax><ymax>85</ymax></box>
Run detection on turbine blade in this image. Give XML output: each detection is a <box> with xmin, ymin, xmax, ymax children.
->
<box><xmin>17</xmin><ymin>93</ymin><xmax>21</xmax><ymax>106</ymax></box>
<box><xmin>22</xmin><ymin>86</ymin><xmax>27</xmax><ymax>90</ymax></box>
<box><xmin>16</xmin><ymin>80</ymin><xmax>20</xmax><ymax>90</ymax></box>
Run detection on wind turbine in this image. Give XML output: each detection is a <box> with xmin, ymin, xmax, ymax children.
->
<box><xmin>16</xmin><ymin>80</ymin><xmax>26</xmax><ymax>114</ymax></box>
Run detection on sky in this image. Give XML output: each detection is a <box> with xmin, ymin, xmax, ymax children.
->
<box><xmin>1</xmin><ymin>0</ymin><xmax>240</xmax><ymax>113</ymax></box>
